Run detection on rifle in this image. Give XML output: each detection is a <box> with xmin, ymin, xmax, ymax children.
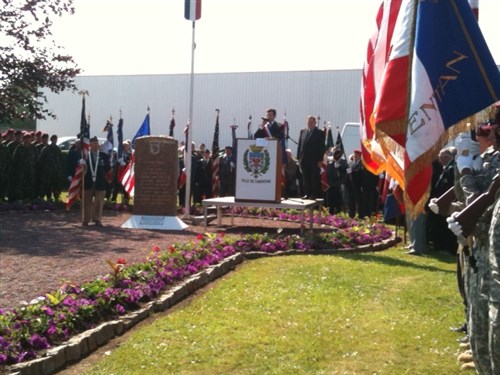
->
<box><xmin>454</xmin><ymin>173</ymin><xmax>500</xmax><ymax>237</ymax></box>
<box><xmin>435</xmin><ymin>186</ymin><xmax>456</xmax><ymax>214</ymax></box>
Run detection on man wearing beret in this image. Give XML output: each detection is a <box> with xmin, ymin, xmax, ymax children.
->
<box><xmin>81</xmin><ymin>136</ymin><xmax>111</xmax><ymax>226</ymax></box>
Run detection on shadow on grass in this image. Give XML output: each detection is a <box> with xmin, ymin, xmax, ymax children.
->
<box><xmin>334</xmin><ymin>250</ymin><xmax>456</xmax><ymax>274</ymax></box>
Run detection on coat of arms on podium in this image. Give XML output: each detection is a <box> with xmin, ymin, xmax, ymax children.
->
<box><xmin>243</xmin><ymin>144</ymin><xmax>270</xmax><ymax>178</ymax></box>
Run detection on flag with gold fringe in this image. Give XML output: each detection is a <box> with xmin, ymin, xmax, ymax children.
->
<box><xmin>366</xmin><ymin>0</ymin><xmax>500</xmax><ymax>217</ymax></box>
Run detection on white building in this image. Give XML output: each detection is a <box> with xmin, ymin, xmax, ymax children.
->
<box><xmin>37</xmin><ymin>69</ymin><xmax>363</xmax><ymax>156</ymax></box>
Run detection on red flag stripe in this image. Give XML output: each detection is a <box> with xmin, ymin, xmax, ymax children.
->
<box><xmin>211</xmin><ymin>156</ymin><xmax>219</xmax><ymax>197</ymax></box>
<box><xmin>120</xmin><ymin>153</ymin><xmax>135</xmax><ymax>197</ymax></box>
<box><xmin>66</xmin><ymin>164</ymin><xmax>84</xmax><ymax>210</ymax></box>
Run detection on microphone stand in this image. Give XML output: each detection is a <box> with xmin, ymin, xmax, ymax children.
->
<box><xmin>286</xmin><ymin>135</ymin><xmax>298</xmax><ymax>145</ymax></box>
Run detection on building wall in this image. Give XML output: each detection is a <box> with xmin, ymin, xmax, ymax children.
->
<box><xmin>37</xmin><ymin>69</ymin><xmax>363</xmax><ymax>155</ymax></box>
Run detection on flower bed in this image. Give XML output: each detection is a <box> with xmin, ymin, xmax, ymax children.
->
<box><xmin>0</xmin><ymin>214</ymin><xmax>393</xmax><ymax>367</ymax></box>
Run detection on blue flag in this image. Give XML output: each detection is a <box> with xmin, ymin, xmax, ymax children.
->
<box><xmin>132</xmin><ymin>113</ymin><xmax>150</xmax><ymax>148</ymax></box>
<box><xmin>404</xmin><ymin>0</ymin><xmax>500</xmax><ymax>212</ymax></box>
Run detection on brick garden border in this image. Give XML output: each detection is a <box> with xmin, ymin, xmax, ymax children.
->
<box><xmin>5</xmin><ymin>236</ymin><xmax>401</xmax><ymax>375</ymax></box>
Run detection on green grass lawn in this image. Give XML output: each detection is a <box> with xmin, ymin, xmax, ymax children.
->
<box><xmin>80</xmin><ymin>246</ymin><xmax>463</xmax><ymax>375</ymax></box>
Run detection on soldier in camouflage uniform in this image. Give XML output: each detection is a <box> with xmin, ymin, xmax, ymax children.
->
<box><xmin>39</xmin><ymin>134</ymin><xmax>63</xmax><ymax>201</ymax></box>
<box><xmin>452</xmin><ymin>110</ymin><xmax>500</xmax><ymax>373</ymax></box>
<box><xmin>10</xmin><ymin>132</ymin><xmax>36</xmax><ymax>202</ymax></box>
<box><xmin>487</xmin><ymin>115</ymin><xmax>500</xmax><ymax>374</ymax></box>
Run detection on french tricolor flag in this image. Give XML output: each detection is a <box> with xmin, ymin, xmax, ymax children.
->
<box><xmin>369</xmin><ymin>0</ymin><xmax>500</xmax><ymax>216</ymax></box>
<box><xmin>184</xmin><ymin>0</ymin><xmax>202</xmax><ymax>21</ymax></box>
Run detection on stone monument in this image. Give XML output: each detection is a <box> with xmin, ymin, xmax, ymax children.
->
<box><xmin>121</xmin><ymin>136</ymin><xmax>188</xmax><ymax>230</ymax></box>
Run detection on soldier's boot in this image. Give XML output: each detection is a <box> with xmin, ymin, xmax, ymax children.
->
<box><xmin>458</xmin><ymin>350</ymin><xmax>473</xmax><ymax>363</ymax></box>
<box><xmin>459</xmin><ymin>342</ymin><xmax>470</xmax><ymax>351</ymax></box>
<box><xmin>460</xmin><ymin>361</ymin><xmax>475</xmax><ymax>371</ymax></box>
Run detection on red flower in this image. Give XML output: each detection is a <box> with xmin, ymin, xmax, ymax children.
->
<box><xmin>218</xmin><ymin>232</ymin><xmax>225</xmax><ymax>238</ymax></box>
<box><xmin>152</xmin><ymin>246</ymin><xmax>160</xmax><ymax>253</ymax></box>
<box><xmin>116</xmin><ymin>258</ymin><xmax>127</xmax><ymax>265</ymax></box>
<box><xmin>169</xmin><ymin>245</ymin><xmax>175</xmax><ymax>253</ymax></box>
<box><xmin>196</xmin><ymin>234</ymin><xmax>204</xmax><ymax>241</ymax></box>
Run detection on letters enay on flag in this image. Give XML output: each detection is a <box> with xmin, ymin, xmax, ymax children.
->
<box><xmin>184</xmin><ymin>0</ymin><xmax>201</xmax><ymax>21</ymax></box>
<box><xmin>362</xmin><ymin>0</ymin><xmax>500</xmax><ymax>217</ymax></box>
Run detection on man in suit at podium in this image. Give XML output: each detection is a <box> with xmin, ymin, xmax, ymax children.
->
<box><xmin>297</xmin><ymin>115</ymin><xmax>325</xmax><ymax>199</ymax></box>
<box><xmin>254</xmin><ymin>108</ymin><xmax>284</xmax><ymax>140</ymax></box>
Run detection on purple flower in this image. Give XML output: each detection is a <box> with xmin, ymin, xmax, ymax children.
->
<box><xmin>42</xmin><ymin>306</ymin><xmax>54</xmax><ymax>316</ymax></box>
<box><xmin>29</xmin><ymin>334</ymin><xmax>50</xmax><ymax>350</ymax></box>
<box><xmin>115</xmin><ymin>304</ymin><xmax>126</xmax><ymax>315</ymax></box>
<box><xmin>0</xmin><ymin>336</ymin><xmax>8</xmax><ymax>348</ymax></box>
<box><xmin>46</xmin><ymin>324</ymin><xmax>57</xmax><ymax>336</ymax></box>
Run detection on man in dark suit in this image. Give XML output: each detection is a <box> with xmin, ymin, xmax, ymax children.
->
<box><xmin>296</xmin><ymin>115</ymin><xmax>325</xmax><ymax>199</ymax></box>
<box><xmin>254</xmin><ymin>108</ymin><xmax>284</xmax><ymax>140</ymax></box>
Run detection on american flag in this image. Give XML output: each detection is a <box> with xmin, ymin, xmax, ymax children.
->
<box><xmin>120</xmin><ymin>152</ymin><xmax>135</xmax><ymax>197</ymax></box>
<box><xmin>66</xmin><ymin>93</ymin><xmax>90</xmax><ymax>210</ymax></box>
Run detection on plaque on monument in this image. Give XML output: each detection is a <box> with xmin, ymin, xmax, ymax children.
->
<box><xmin>235</xmin><ymin>138</ymin><xmax>282</xmax><ymax>203</ymax></box>
<box><xmin>132</xmin><ymin>136</ymin><xmax>178</xmax><ymax>216</ymax></box>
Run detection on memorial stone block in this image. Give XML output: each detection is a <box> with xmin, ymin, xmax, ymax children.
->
<box><xmin>133</xmin><ymin>136</ymin><xmax>178</xmax><ymax>216</ymax></box>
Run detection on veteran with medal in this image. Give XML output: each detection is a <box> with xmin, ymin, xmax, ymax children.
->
<box><xmin>81</xmin><ymin>136</ymin><xmax>111</xmax><ymax>227</ymax></box>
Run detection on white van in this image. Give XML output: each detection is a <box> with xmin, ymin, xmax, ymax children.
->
<box><xmin>340</xmin><ymin>122</ymin><xmax>361</xmax><ymax>159</ymax></box>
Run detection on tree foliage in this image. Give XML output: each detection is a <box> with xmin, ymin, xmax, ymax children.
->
<box><xmin>0</xmin><ymin>0</ymin><xmax>81</xmax><ymax>123</ymax></box>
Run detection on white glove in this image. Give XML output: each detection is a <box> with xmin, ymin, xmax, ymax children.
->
<box><xmin>455</xmin><ymin>133</ymin><xmax>472</xmax><ymax>156</ymax></box>
<box><xmin>120</xmin><ymin>161</ymin><xmax>126</xmax><ymax>166</ymax></box>
<box><xmin>334</xmin><ymin>162</ymin><xmax>340</xmax><ymax>168</ymax></box>
<box><xmin>347</xmin><ymin>168</ymin><xmax>352</xmax><ymax>174</ymax></box>
<box><xmin>468</xmin><ymin>141</ymin><xmax>480</xmax><ymax>157</ymax></box>
<box><xmin>456</xmin><ymin>155</ymin><xmax>473</xmax><ymax>174</ymax></box>
<box><xmin>447</xmin><ymin>214</ymin><xmax>467</xmax><ymax>245</ymax></box>
<box><xmin>79</xmin><ymin>158</ymin><xmax>86</xmax><ymax>165</ymax></box>
<box><xmin>67</xmin><ymin>176</ymin><xmax>72</xmax><ymax>183</ymax></box>
<box><xmin>428</xmin><ymin>198</ymin><xmax>439</xmax><ymax>214</ymax></box>
<box><xmin>230</xmin><ymin>162</ymin><xmax>235</xmax><ymax>168</ymax></box>
<box><xmin>446</xmin><ymin>213</ymin><xmax>462</xmax><ymax>236</ymax></box>
<box><xmin>472</xmin><ymin>155</ymin><xmax>483</xmax><ymax>171</ymax></box>
<box><xmin>118</xmin><ymin>158</ymin><xmax>124</xmax><ymax>164</ymax></box>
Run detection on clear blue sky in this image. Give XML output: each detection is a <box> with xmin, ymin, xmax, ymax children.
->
<box><xmin>52</xmin><ymin>0</ymin><xmax>500</xmax><ymax>76</ymax></box>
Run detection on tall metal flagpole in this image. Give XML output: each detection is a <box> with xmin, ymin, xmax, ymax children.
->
<box><xmin>183</xmin><ymin>0</ymin><xmax>201</xmax><ymax>219</ymax></box>
<box><xmin>183</xmin><ymin>21</ymin><xmax>197</xmax><ymax>218</ymax></box>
